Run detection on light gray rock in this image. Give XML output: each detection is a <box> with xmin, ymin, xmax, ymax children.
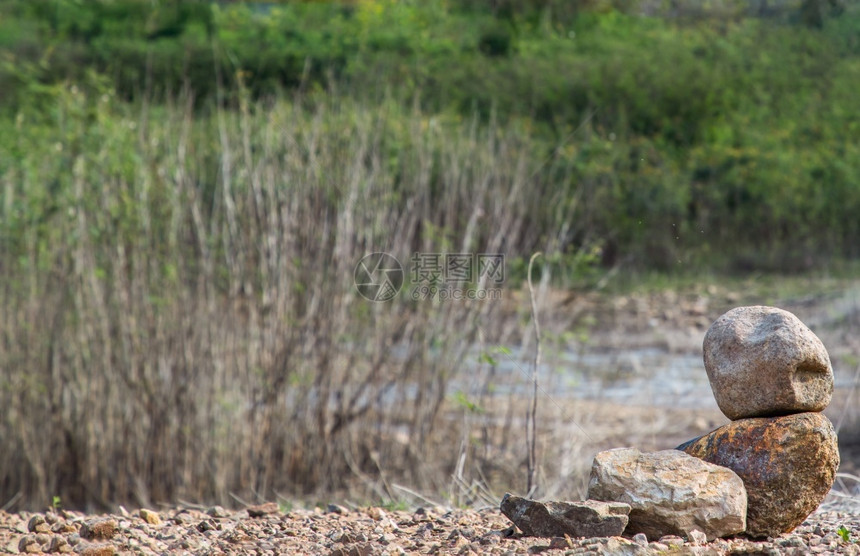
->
<box><xmin>703</xmin><ymin>305</ymin><xmax>833</xmax><ymax>420</ymax></box>
<box><xmin>587</xmin><ymin>448</ymin><xmax>747</xmax><ymax>540</ymax></box>
<box><xmin>500</xmin><ymin>493</ymin><xmax>630</xmax><ymax>538</ymax></box>
<box><xmin>688</xmin><ymin>529</ymin><xmax>708</xmax><ymax>545</ymax></box>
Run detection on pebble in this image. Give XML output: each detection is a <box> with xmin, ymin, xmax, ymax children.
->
<box><xmin>206</xmin><ymin>505</ymin><xmax>230</xmax><ymax>518</ymax></box>
<box><xmin>139</xmin><ymin>508</ymin><xmax>162</xmax><ymax>525</ymax></box>
<box><xmin>80</xmin><ymin>518</ymin><xmax>117</xmax><ymax>540</ymax></box>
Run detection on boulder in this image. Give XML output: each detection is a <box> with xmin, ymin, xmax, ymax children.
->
<box><xmin>586</xmin><ymin>448</ymin><xmax>747</xmax><ymax>540</ymax></box>
<box><xmin>703</xmin><ymin>306</ymin><xmax>833</xmax><ymax>420</ymax></box>
<box><xmin>678</xmin><ymin>411</ymin><xmax>839</xmax><ymax>538</ymax></box>
<box><xmin>500</xmin><ymin>493</ymin><xmax>630</xmax><ymax>538</ymax></box>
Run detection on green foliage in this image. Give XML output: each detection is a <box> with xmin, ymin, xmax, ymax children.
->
<box><xmin>838</xmin><ymin>524</ymin><xmax>852</xmax><ymax>543</ymax></box>
<box><xmin>380</xmin><ymin>499</ymin><xmax>410</xmax><ymax>512</ymax></box>
<box><xmin>451</xmin><ymin>391</ymin><xmax>484</xmax><ymax>414</ymax></box>
<box><xmin>478</xmin><ymin>346</ymin><xmax>512</xmax><ymax>367</ymax></box>
<box><xmin>1</xmin><ymin>0</ymin><xmax>859</xmax><ymax>271</ymax></box>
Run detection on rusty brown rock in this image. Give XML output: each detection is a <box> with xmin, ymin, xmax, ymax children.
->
<box><xmin>678</xmin><ymin>412</ymin><xmax>839</xmax><ymax>538</ymax></box>
<box><xmin>500</xmin><ymin>493</ymin><xmax>630</xmax><ymax>538</ymax></box>
<box><xmin>703</xmin><ymin>306</ymin><xmax>833</xmax><ymax>420</ymax></box>
<box><xmin>77</xmin><ymin>543</ymin><xmax>117</xmax><ymax>556</ymax></box>
<box><xmin>80</xmin><ymin>518</ymin><xmax>117</xmax><ymax>540</ymax></box>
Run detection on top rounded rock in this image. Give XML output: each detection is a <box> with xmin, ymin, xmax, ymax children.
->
<box><xmin>704</xmin><ymin>306</ymin><xmax>833</xmax><ymax>420</ymax></box>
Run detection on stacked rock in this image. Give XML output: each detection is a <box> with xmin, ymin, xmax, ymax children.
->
<box><xmin>501</xmin><ymin>305</ymin><xmax>839</xmax><ymax>543</ymax></box>
<box><xmin>677</xmin><ymin>306</ymin><xmax>840</xmax><ymax>538</ymax></box>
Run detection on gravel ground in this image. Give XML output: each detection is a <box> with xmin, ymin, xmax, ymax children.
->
<box><xmin>3</xmin><ymin>500</ymin><xmax>859</xmax><ymax>555</ymax></box>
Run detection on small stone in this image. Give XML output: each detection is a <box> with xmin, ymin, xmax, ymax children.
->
<box><xmin>500</xmin><ymin>493</ymin><xmax>630</xmax><ymax>538</ymax></box>
<box><xmin>18</xmin><ymin>535</ymin><xmax>40</xmax><ymax>554</ymax></box>
<box><xmin>327</xmin><ymin>503</ymin><xmax>349</xmax><ymax>515</ymax></box>
<box><xmin>703</xmin><ymin>306</ymin><xmax>833</xmax><ymax>420</ymax></box>
<box><xmin>678</xmin><ymin>412</ymin><xmax>839</xmax><ymax>538</ymax></box>
<box><xmin>587</xmin><ymin>447</ymin><xmax>747</xmax><ymax>540</ymax></box>
<box><xmin>601</xmin><ymin>537</ymin><xmax>646</xmax><ymax>555</ymax></box>
<box><xmin>139</xmin><ymin>508</ymin><xmax>162</xmax><ymax>525</ymax></box>
<box><xmin>632</xmin><ymin>532</ymin><xmax>648</xmax><ymax>545</ymax></box>
<box><xmin>51</xmin><ymin>521</ymin><xmax>77</xmax><ymax>533</ymax></box>
<box><xmin>479</xmin><ymin>531</ymin><xmax>503</xmax><ymax>545</ymax></box>
<box><xmin>452</xmin><ymin>534</ymin><xmax>470</xmax><ymax>548</ymax></box>
<box><xmin>206</xmin><ymin>505</ymin><xmax>229</xmax><ymax>518</ymax></box>
<box><xmin>548</xmin><ymin>536</ymin><xmax>573</xmax><ymax>549</ymax></box>
<box><xmin>80</xmin><ymin>518</ymin><xmax>117</xmax><ymax>540</ymax></box>
<box><xmin>366</xmin><ymin>507</ymin><xmax>387</xmax><ymax>521</ymax></box>
<box><xmin>336</xmin><ymin>531</ymin><xmax>368</xmax><ymax>544</ymax></box>
<box><xmin>28</xmin><ymin>515</ymin><xmax>49</xmax><ymax>533</ymax></box>
<box><xmin>380</xmin><ymin>517</ymin><xmax>399</xmax><ymax>531</ymax></box>
<box><xmin>412</xmin><ymin>507</ymin><xmax>436</xmax><ymax>522</ymax></box>
<box><xmin>777</xmin><ymin>537</ymin><xmax>808</xmax><ymax>548</ymax></box>
<box><xmin>248</xmin><ymin>502</ymin><xmax>279</xmax><ymax>517</ymax></box>
<box><xmin>378</xmin><ymin>532</ymin><xmax>396</xmax><ymax>543</ymax></box>
<box><xmin>688</xmin><ymin>529</ymin><xmax>707</xmax><ymax>545</ymax></box>
<box><xmin>329</xmin><ymin>543</ymin><xmax>375</xmax><ymax>556</ymax></box>
<box><xmin>48</xmin><ymin>535</ymin><xmax>72</xmax><ymax>553</ymax></box>
<box><xmin>659</xmin><ymin>535</ymin><xmax>685</xmax><ymax>547</ymax></box>
<box><xmin>172</xmin><ymin>511</ymin><xmax>194</xmax><ymax>524</ymax></box>
<box><xmin>77</xmin><ymin>543</ymin><xmax>117</xmax><ymax>556</ymax></box>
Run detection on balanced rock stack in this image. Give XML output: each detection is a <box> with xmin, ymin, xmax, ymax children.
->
<box><xmin>501</xmin><ymin>305</ymin><xmax>839</xmax><ymax>542</ymax></box>
<box><xmin>677</xmin><ymin>305</ymin><xmax>839</xmax><ymax>538</ymax></box>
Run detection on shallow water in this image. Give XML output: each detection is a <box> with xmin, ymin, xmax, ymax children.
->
<box><xmin>462</xmin><ymin>343</ymin><xmax>859</xmax><ymax>414</ymax></box>
<box><xmin>464</xmin><ymin>346</ymin><xmax>717</xmax><ymax>410</ymax></box>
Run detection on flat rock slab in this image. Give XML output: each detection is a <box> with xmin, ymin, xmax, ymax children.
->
<box><xmin>587</xmin><ymin>448</ymin><xmax>747</xmax><ymax>541</ymax></box>
<box><xmin>500</xmin><ymin>493</ymin><xmax>630</xmax><ymax>538</ymax></box>
<box><xmin>704</xmin><ymin>305</ymin><xmax>833</xmax><ymax>420</ymax></box>
<box><xmin>678</xmin><ymin>411</ymin><xmax>839</xmax><ymax>538</ymax></box>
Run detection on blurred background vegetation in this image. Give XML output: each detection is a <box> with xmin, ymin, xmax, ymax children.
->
<box><xmin>3</xmin><ymin>0</ymin><xmax>859</xmax><ymax>271</ymax></box>
<box><xmin>1</xmin><ymin>0</ymin><xmax>858</xmax><ymax>511</ymax></box>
